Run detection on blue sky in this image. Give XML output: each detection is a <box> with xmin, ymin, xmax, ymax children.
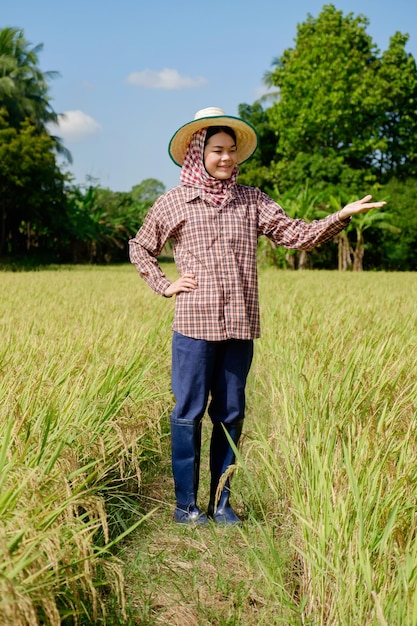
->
<box><xmin>3</xmin><ymin>1</ymin><xmax>417</xmax><ymax>192</ymax></box>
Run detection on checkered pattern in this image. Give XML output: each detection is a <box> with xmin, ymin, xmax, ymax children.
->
<box><xmin>129</xmin><ymin>184</ymin><xmax>349</xmax><ymax>341</ymax></box>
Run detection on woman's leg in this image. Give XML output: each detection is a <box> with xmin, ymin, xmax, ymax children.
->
<box><xmin>207</xmin><ymin>339</ymin><xmax>254</xmax><ymax>524</ymax></box>
<box><xmin>170</xmin><ymin>332</ymin><xmax>216</xmax><ymax>524</ymax></box>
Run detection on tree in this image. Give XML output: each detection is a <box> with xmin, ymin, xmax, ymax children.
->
<box><xmin>0</xmin><ymin>111</ymin><xmax>66</xmax><ymax>255</ymax></box>
<box><xmin>257</xmin><ymin>184</ymin><xmax>332</xmax><ymax>269</ymax></box>
<box><xmin>61</xmin><ymin>179</ymin><xmax>166</xmax><ymax>263</ymax></box>
<box><xmin>373</xmin><ymin>32</ymin><xmax>417</xmax><ymax>179</ymax></box>
<box><xmin>0</xmin><ymin>27</ymin><xmax>70</xmax><ymax>256</ymax></box>
<box><xmin>130</xmin><ymin>178</ymin><xmax>165</xmax><ymax>204</ymax></box>
<box><xmin>0</xmin><ymin>28</ymin><xmax>58</xmax><ymax>129</ymax></box>
<box><xmin>62</xmin><ymin>185</ymin><xmax>136</xmax><ymax>263</ymax></box>
<box><xmin>262</xmin><ymin>5</ymin><xmax>417</xmax><ymax>192</ymax></box>
<box><xmin>328</xmin><ymin>193</ymin><xmax>399</xmax><ymax>271</ymax></box>
<box><xmin>327</xmin><ymin>193</ymin><xmax>354</xmax><ymax>270</ymax></box>
<box><xmin>350</xmin><ymin>211</ymin><xmax>400</xmax><ymax>271</ymax></box>
<box><xmin>236</xmin><ymin>102</ymin><xmax>278</xmax><ymax>191</ymax></box>
<box><xmin>277</xmin><ymin>185</ymin><xmax>331</xmax><ymax>269</ymax></box>
<box><xmin>130</xmin><ymin>178</ymin><xmax>166</xmax><ymax>228</ymax></box>
<box><xmin>377</xmin><ymin>178</ymin><xmax>417</xmax><ymax>270</ymax></box>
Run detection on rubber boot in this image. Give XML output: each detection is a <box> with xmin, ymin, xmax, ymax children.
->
<box><xmin>207</xmin><ymin>420</ymin><xmax>243</xmax><ymax>525</ymax></box>
<box><xmin>170</xmin><ymin>417</ymin><xmax>208</xmax><ymax>525</ymax></box>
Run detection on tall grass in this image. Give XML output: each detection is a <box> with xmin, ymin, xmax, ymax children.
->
<box><xmin>3</xmin><ymin>265</ymin><xmax>417</xmax><ymax>624</ymax></box>
<box><xmin>0</xmin><ymin>266</ymin><xmax>174</xmax><ymax>624</ymax></box>
<box><xmin>242</xmin><ymin>270</ymin><xmax>417</xmax><ymax>624</ymax></box>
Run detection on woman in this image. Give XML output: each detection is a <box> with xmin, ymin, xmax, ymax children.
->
<box><xmin>129</xmin><ymin>107</ymin><xmax>385</xmax><ymax>525</ymax></box>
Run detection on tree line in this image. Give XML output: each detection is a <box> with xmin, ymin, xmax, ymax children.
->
<box><xmin>2</xmin><ymin>5</ymin><xmax>417</xmax><ymax>270</ymax></box>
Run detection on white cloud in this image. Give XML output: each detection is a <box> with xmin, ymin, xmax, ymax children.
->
<box><xmin>48</xmin><ymin>110</ymin><xmax>102</xmax><ymax>142</ymax></box>
<box><xmin>126</xmin><ymin>68</ymin><xmax>207</xmax><ymax>90</ymax></box>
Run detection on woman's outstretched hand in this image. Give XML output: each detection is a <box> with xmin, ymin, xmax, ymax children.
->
<box><xmin>339</xmin><ymin>195</ymin><xmax>387</xmax><ymax>219</ymax></box>
<box><xmin>164</xmin><ymin>272</ymin><xmax>198</xmax><ymax>297</ymax></box>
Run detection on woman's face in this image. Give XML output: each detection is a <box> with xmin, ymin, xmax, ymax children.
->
<box><xmin>203</xmin><ymin>131</ymin><xmax>237</xmax><ymax>179</ymax></box>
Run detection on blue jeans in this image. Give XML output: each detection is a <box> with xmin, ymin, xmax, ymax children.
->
<box><xmin>171</xmin><ymin>332</ymin><xmax>254</xmax><ymax>425</ymax></box>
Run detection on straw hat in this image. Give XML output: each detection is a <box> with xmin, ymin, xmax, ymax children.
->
<box><xmin>168</xmin><ymin>106</ymin><xmax>259</xmax><ymax>166</ymax></box>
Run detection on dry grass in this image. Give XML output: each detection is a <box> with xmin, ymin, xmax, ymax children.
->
<box><xmin>119</xmin><ymin>268</ymin><xmax>417</xmax><ymax>626</ymax></box>
<box><xmin>0</xmin><ymin>266</ymin><xmax>173</xmax><ymax>624</ymax></box>
<box><xmin>2</xmin><ymin>265</ymin><xmax>417</xmax><ymax>625</ymax></box>
<box><xmin>121</xmin><ymin>508</ymin><xmax>288</xmax><ymax>625</ymax></box>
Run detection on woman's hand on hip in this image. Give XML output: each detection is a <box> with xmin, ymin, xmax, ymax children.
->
<box><xmin>164</xmin><ymin>272</ymin><xmax>198</xmax><ymax>297</ymax></box>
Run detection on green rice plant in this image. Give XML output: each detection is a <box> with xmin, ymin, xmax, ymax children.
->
<box><xmin>0</xmin><ymin>266</ymin><xmax>175</xmax><ymax>624</ymax></box>
<box><xmin>240</xmin><ymin>270</ymin><xmax>417</xmax><ymax>625</ymax></box>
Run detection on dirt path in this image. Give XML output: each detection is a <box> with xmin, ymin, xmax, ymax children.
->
<box><xmin>117</xmin><ymin>432</ymin><xmax>285</xmax><ymax>625</ymax></box>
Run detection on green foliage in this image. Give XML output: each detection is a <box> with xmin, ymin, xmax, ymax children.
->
<box><xmin>0</xmin><ymin>27</ymin><xmax>67</xmax><ymax>158</ymax></box>
<box><xmin>0</xmin><ymin>27</ymin><xmax>69</xmax><ymax>257</ymax></box>
<box><xmin>348</xmin><ymin>209</ymin><xmax>400</xmax><ymax>271</ymax></box>
<box><xmin>266</xmin><ymin>5</ymin><xmax>379</xmax><ymax>182</ymax></box>
<box><xmin>130</xmin><ymin>178</ymin><xmax>166</xmax><ymax>204</ymax></box>
<box><xmin>0</xmin><ymin>110</ymin><xmax>67</xmax><ymax>256</ymax></box>
<box><xmin>1</xmin><ymin>18</ymin><xmax>415</xmax><ymax>271</ymax></box>
<box><xmin>61</xmin><ymin>179</ymin><xmax>165</xmax><ymax>263</ymax></box>
<box><xmin>0</xmin><ymin>26</ymin><xmax>165</xmax><ymax>266</ymax></box>
<box><xmin>326</xmin><ymin>189</ymin><xmax>399</xmax><ymax>271</ymax></box>
<box><xmin>257</xmin><ymin>183</ymin><xmax>398</xmax><ymax>272</ymax></box>
<box><xmin>261</xmin><ymin>4</ymin><xmax>417</xmax><ymax>192</ymax></box>
<box><xmin>377</xmin><ymin>178</ymin><xmax>417</xmax><ymax>270</ymax></box>
<box><xmin>375</xmin><ymin>32</ymin><xmax>417</xmax><ymax>178</ymax></box>
<box><xmin>237</xmin><ymin>102</ymin><xmax>278</xmax><ymax>191</ymax></box>
<box><xmin>235</xmin><ymin>6</ymin><xmax>417</xmax><ymax>271</ymax></box>
<box><xmin>0</xmin><ymin>27</ymin><xmax>57</xmax><ymax>129</ymax></box>
<box><xmin>263</xmin><ymin>184</ymin><xmax>333</xmax><ymax>270</ymax></box>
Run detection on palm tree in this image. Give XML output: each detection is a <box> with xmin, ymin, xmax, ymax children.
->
<box><xmin>275</xmin><ymin>184</ymin><xmax>329</xmax><ymax>269</ymax></box>
<box><xmin>0</xmin><ymin>27</ymin><xmax>70</xmax><ymax>159</ymax></box>
<box><xmin>0</xmin><ymin>28</ymin><xmax>55</xmax><ymax>123</ymax></box>
<box><xmin>0</xmin><ymin>27</ymin><xmax>70</xmax><ymax>256</ymax></box>
<box><xmin>328</xmin><ymin>194</ymin><xmax>399</xmax><ymax>271</ymax></box>
<box><xmin>350</xmin><ymin>210</ymin><xmax>400</xmax><ymax>271</ymax></box>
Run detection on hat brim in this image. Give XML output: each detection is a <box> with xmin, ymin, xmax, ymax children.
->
<box><xmin>168</xmin><ymin>114</ymin><xmax>259</xmax><ymax>166</ymax></box>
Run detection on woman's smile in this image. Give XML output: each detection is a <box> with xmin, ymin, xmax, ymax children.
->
<box><xmin>203</xmin><ymin>131</ymin><xmax>238</xmax><ymax>179</ymax></box>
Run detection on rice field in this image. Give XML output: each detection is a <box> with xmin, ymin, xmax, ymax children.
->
<box><xmin>243</xmin><ymin>269</ymin><xmax>417</xmax><ymax>624</ymax></box>
<box><xmin>1</xmin><ymin>264</ymin><xmax>417</xmax><ymax>625</ymax></box>
<box><xmin>0</xmin><ymin>265</ymin><xmax>174</xmax><ymax>624</ymax></box>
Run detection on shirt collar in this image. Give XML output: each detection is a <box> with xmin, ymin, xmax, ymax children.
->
<box><xmin>181</xmin><ymin>184</ymin><xmax>238</xmax><ymax>203</ymax></box>
<box><xmin>181</xmin><ymin>185</ymin><xmax>203</xmax><ymax>203</ymax></box>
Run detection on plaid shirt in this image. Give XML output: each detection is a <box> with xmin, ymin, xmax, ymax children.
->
<box><xmin>129</xmin><ymin>184</ymin><xmax>349</xmax><ymax>341</ymax></box>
